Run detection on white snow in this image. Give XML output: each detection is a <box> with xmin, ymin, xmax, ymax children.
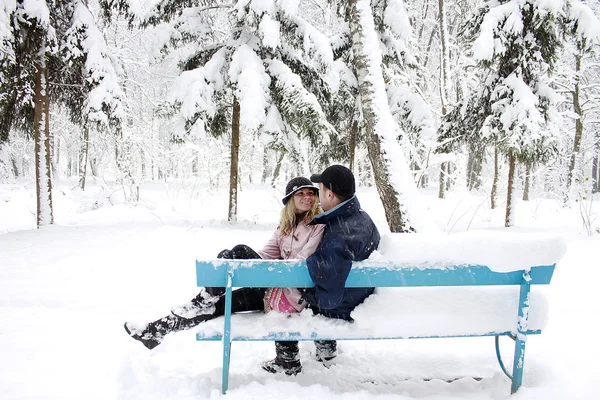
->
<box><xmin>259</xmin><ymin>13</ymin><xmax>281</xmax><ymax>49</ymax></box>
<box><xmin>1</xmin><ymin>179</ymin><xmax>598</xmax><ymax>399</ymax></box>
<box><xmin>229</xmin><ymin>44</ymin><xmax>271</xmax><ymax>132</ymax></box>
<box><xmin>195</xmin><ymin>286</ymin><xmax>550</xmax><ymax>339</ymax></box>
<box><xmin>375</xmin><ymin>231</ymin><xmax>566</xmax><ymax>272</ymax></box>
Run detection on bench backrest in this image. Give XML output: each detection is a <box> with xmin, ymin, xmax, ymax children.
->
<box><xmin>196</xmin><ymin>260</ymin><xmax>556</xmax><ymax>288</ymax></box>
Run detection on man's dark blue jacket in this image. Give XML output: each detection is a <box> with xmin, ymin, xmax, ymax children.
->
<box><xmin>303</xmin><ymin>195</ymin><xmax>380</xmax><ymax>321</ymax></box>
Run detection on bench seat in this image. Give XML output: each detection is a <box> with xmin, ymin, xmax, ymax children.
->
<box><xmin>195</xmin><ymin>286</ymin><xmax>549</xmax><ymax>340</ymax></box>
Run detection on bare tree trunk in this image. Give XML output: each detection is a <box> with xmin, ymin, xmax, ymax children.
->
<box><xmin>229</xmin><ymin>96</ymin><xmax>240</xmax><ymax>222</ymax></box>
<box><xmin>90</xmin><ymin>157</ymin><xmax>98</xmax><ymax>177</ymax></box>
<box><xmin>271</xmin><ymin>149</ymin><xmax>286</xmax><ymax>187</ymax></box>
<box><xmin>79</xmin><ymin>125</ymin><xmax>89</xmax><ymax>190</ymax></box>
<box><xmin>445</xmin><ymin>161</ymin><xmax>453</xmax><ymax>191</ymax></box>
<box><xmin>565</xmin><ymin>53</ymin><xmax>584</xmax><ymax>203</ymax></box>
<box><xmin>491</xmin><ymin>145</ymin><xmax>499</xmax><ymax>209</ymax></box>
<box><xmin>54</xmin><ymin>136</ymin><xmax>60</xmax><ymax>178</ymax></box>
<box><xmin>437</xmin><ymin>0</ymin><xmax>452</xmax><ymax>199</ymax></box>
<box><xmin>34</xmin><ymin>51</ymin><xmax>54</xmax><ymax>227</ymax></box>
<box><xmin>349</xmin><ymin>119</ymin><xmax>358</xmax><ymax>172</ymax></box>
<box><xmin>50</xmin><ymin>128</ymin><xmax>57</xmax><ymax>178</ymax></box>
<box><xmin>438</xmin><ymin>163</ymin><xmax>446</xmax><ymax>199</ymax></box>
<box><xmin>141</xmin><ymin>148</ymin><xmax>146</xmax><ymax>179</ymax></box>
<box><xmin>417</xmin><ymin>0</ymin><xmax>431</xmax><ymax>41</ymax></box>
<box><xmin>191</xmin><ymin>149</ymin><xmax>197</xmax><ymax>175</ymax></box>
<box><xmin>349</xmin><ymin>0</ymin><xmax>413</xmax><ymax>233</ymax></box>
<box><xmin>467</xmin><ymin>144</ymin><xmax>483</xmax><ymax>191</ymax></box>
<box><xmin>261</xmin><ymin>147</ymin><xmax>270</xmax><ymax>184</ymax></box>
<box><xmin>505</xmin><ymin>153</ymin><xmax>517</xmax><ymax>227</ymax></box>
<box><xmin>523</xmin><ymin>162</ymin><xmax>532</xmax><ymax>201</ymax></box>
<box><xmin>11</xmin><ymin>156</ymin><xmax>19</xmax><ymax>178</ymax></box>
<box><xmin>593</xmin><ymin>147</ymin><xmax>599</xmax><ymax>194</ymax></box>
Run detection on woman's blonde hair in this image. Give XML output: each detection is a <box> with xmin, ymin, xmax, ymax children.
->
<box><xmin>279</xmin><ymin>190</ymin><xmax>322</xmax><ymax>236</ymax></box>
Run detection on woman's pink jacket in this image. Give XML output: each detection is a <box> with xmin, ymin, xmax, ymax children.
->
<box><xmin>257</xmin><ymin>222</ymin><xmax>325</xmax><ymax>312</ymax></box>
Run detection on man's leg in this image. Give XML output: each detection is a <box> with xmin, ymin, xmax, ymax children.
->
<box><xmin>261</xmin><ymin>341</ymin><xmax>302</xmax><ymax>375</ymax></box>
<box><xmin>314</xmin><ymin>340</ymin><xmax>337</xmax><ymax>365</ymax></box>
<box><xmin>125</xmin><ymin>288</ymin><xmax>266</xmax><ymax>349</ymax></box>
<box><xmin>172</xmin><ymin>245</ymin><xmax>262</xmax><ymax>317</ymax></box>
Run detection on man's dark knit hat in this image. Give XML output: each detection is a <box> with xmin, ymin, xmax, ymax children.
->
<box><xmin>310</xmin><ymin>165</ymin><xmax>355</xmax><ymax>198</ymax></box>
<box><xmin>282</xmin><ymin>177</ymin><xmax>319</xmax><ymax>205</ymax></box>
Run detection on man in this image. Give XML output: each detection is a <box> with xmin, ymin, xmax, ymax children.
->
<box><xmin>302</xmin><ymin>164</ymin><xmax>381</xmax><ymax>363</ymax></box>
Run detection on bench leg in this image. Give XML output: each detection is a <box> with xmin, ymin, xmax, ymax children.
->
<box><xmin>511</xmin><ymin>272</ymin><xmax>531</xmax><ymax>394</ymax></box>
<box><xmin>221</xmin><ymin>272</ymin><xmax>234</xmax><ymax>394</ymax></box>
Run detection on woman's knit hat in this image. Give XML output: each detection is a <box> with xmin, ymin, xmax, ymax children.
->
<box><xmin>282</xmin><ymin>177</ymin><xmax>319</xmax><ymax>205</ymax></box>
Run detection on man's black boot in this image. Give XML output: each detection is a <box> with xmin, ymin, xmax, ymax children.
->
<box><xmin>261</xmin><ymin>341</ymin><xmax>302</xmax><ymax>375</ymax></box>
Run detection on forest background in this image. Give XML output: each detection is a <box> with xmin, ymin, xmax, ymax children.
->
<box><xmin>1</xmin><ymin>0</ymin><xmax>599</xmax><ymax>234</ymax></box>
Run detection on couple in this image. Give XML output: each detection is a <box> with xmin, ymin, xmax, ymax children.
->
<box><xmin>124</xmin><ymin>165</ymin><xmax>381</xmax><ymax>375</ymax></box>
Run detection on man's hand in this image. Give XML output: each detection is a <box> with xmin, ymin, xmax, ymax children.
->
<box><xmin>299</xmin><ymin>288</ymin><xmax>318</xmax><ymax>306</ymax></box>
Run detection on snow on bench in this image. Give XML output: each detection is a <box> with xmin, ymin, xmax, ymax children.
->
<box><xmin>194</xmin><ymin>231</ymin><xmax>566</xmax><ymax>394</ymax></box>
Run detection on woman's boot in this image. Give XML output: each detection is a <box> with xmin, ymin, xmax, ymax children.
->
<box><xmin>170</xmin><ymin>288</ymin><xmax>221</xmax><ymax>319</ymax></box>
<box><xmin>124</xmin><ymin>313</ymin><xmax>212</xmax><ymax>350</ymax></box>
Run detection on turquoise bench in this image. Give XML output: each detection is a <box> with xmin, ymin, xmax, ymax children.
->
<box><xmin>195</xmin><ymin>259</ymin><xmax>556</xmax><ymax>395</ymax></box>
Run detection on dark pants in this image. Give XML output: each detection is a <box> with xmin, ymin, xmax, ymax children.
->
<box><xmin>147</xmin><ymin>287</ymin><xmax>266</xmax><ymax>338</ymax></box>
<box><xmin>146</xmin><ymin>244</ymin><xmax>336</xmax><ymax>360</ymax></box>
<box><xmin>148</xmin><ymin>244</ymin><xmax>264</xmax><ymax>337</ymax></box>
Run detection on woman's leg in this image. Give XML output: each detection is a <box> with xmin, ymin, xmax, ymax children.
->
<box><xmin>172</xmin><ymin>244</ymin><xmax>262</xmax><ymax>316</ymax></box>
<box><xmin>125</xmin><ymin>288</ymin><xmax>266</xmax><ymax>349</ymax></box>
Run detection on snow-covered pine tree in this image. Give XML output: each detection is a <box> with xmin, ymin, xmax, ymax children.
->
<box><xmin>561</xmin><ymin>0</ymin><xmax>600</xmax><ymax>203</ymax></box>
<box><xmin>1</xmin><ymin>1</ymin><xmax>56</xmax><ymax>227</ymax></box>
<box><xmin>103</xmin><ymin>0</ymin><xmax>338</xmax><ymax>221</ymax></box>
<box><xmin>443</xmin><ymin>0</ymin><xmax>598</xmax><ymax>227</ymax></box>
<box><xmin>55</xmin><ymin>1</ymin><xmax>125</xmax><ymax>190</ymax></box>
<box><xmin>373</xmin><ymin>0</ymin><xmax>437</xmax><ymax>190</ymax></box>
<box><xmin>346</xmin><ymin>0</ymin><xmax>437</xmax><ymax>233</ymax></box>
<box><xmin>1</xmin><ymin>1</ymin><xmax>124</xmax><ymax>226</ymax></box>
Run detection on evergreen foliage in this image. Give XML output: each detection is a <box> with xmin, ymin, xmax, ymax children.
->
<box><xmin>0</xmin><ymin>1</ymin><xmax>124</xmax><ymax>140</ymax></box>
<box><xmin>104</xmin><ymin>0</ymin><xmax>340</xmax><ymax>169</ymax></box>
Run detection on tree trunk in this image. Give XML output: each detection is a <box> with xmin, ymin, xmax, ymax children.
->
<box><xmin>505</xmin><ymin>153</ymin><xmax>517</xmax><ymax>227</ymax></box>
<box><xmin>438</xmin><ymin>162</ymin><xmax>446</xmax><ymax>199</ymax></box>
<box><xmin>271</xmin><ymin>149</ymin><xmax>286</xmax><ymax>188</ymax></box>
<box><xmin>90</xmin><ymin>157</ymin><xmax>98</xmax><ymax>177</ymax></box>
<box><xmin>523</xmin><ymin>162</ymin><xmax>532</xmax><ymax>201</ymax></box>
<box><xmin>565</xmin><ymin>52</ymin><xmax>584</xmax><ymax>203</ymax></box>
<box><xmin>79</xmin><ymin>125</ymin><xmax>89</xmax><ymax>190</ymax></box>
<box><xmin>261</xmin><ymin>147</ymin><xmax>270</xmax><ymax>184</ymax></box>
<box><xmin>467</xmin><ymin>144</ymin><xmax>483</xmax><ymax>191</ymax></box>
<box><xmin>229</xmin><ymin>96</ymin><xmax>240</xmax><ymax>222</ymax></box>
<box><xmin>438</xmin><ymin>0</ymin><xmax>450</xmax><ymax>112</ymax></box>
<box><xmin>593</xmin><ymin>148</ymin><xmax>599</xmax><ymax>194</ymax></box>
<box><xmin>349</xmin><ymin>0</ymin><xmax>414</xmax><ymax>233</ymax></box>
<box><xmin>34</xmin><ymin>51</ymin><xmax>54</xmax><ymax>227</ymax></box>
<box><xmin>437</xmin><ymin>0</ymin><xmax>452</xmax><ymax>200</ymax></box>
<box><xmin>445</xmin><ymin>161</ymin><xmax>453</xmax><ymax>191</ymax></box>
<box><xmin>141</xmin><ymin>149</ymin><xmax>146</xmax><ymax>179</ymax></box>
<box><xmin>11</xmin><ymin>156</ymin><xmax>19</xmax><ymax>178</ymax></box>
<box><xmin>349</xmin><ymin>119</ymin><xmax>358</xmax><ymax>173</ymax></box>
<box><xmin>491</xmin><ymin>146</ymin><xmax>499</xmax><ymax>209</ymax></box>
<box><xmin>54</xmin><ymin>136</ymin><xmax>60</xmax><ymax>178</ymax></box>
<box><xmin>191</xmin><ymin>149</ymin><xmax>197</xmax><ymax>175</ymax></box>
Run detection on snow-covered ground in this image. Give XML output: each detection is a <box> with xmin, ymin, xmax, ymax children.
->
<box><xmin>1</xmin><ymin>178</ymin><xmax>599</xmax><ymax>399</ymax></box>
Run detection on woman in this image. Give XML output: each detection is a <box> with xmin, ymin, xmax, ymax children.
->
<box><xmin>124</xmin><ymin>176</ymin><xmax>324</xmax><ymax>375</ymax></box>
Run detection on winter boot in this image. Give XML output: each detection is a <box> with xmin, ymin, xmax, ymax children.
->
<box><xmin>171</xmin><ymin>288</ymin><xmax>220</xmax><ymax>319</ymax></box>
<box><xmin>261</xmin><ymin>341</ymin><xmax>302</xmax><ymax>375</ymax></box>
<box><xmin>315</xmin><ymin>340</ymin><xmax>337</xmax><ymax>367</ymax></box>
<box><xmin>124</xmin><ymin>322</ymin><xmax>163</xmax><ymax>350</ymax></box>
